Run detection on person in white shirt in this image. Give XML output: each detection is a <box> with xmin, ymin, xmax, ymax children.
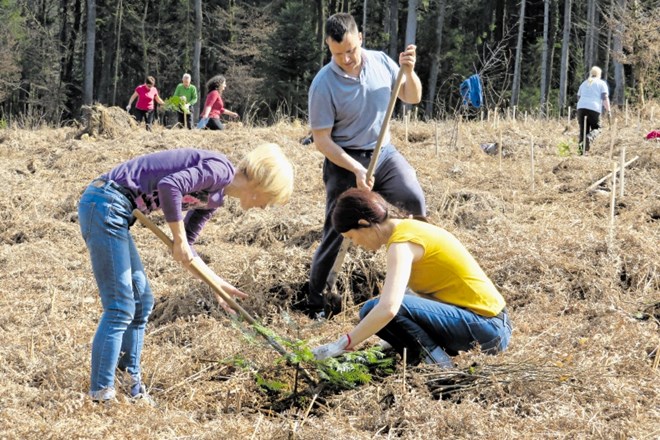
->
<box><xmin>576</xmin><ymin>66</ymin><xmax>611</xmax><ymax>155</ymax></box>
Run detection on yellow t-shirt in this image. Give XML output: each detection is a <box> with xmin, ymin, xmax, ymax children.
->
<box><xmin>387</xmin><ymin>219</ymin><xmax>505</xmax><ymax>317</ymax></box>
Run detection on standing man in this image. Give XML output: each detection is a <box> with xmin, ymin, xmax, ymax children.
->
<box><xmin>305</xmin><ymin>13</ymin><xmax>426</xmax><ymax>318</ymax></box>
<box><xmin>173</xmin><ymin>73</ymin><xmax>198</xmax><ymax>129</ymax></box>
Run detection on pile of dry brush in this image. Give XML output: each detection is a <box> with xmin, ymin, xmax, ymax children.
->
<box><xmin>0</xmin><ymin>111</ymin><xmax>658</xmax><ymax>439</ymax></box>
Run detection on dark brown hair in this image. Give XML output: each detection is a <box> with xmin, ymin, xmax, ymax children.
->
<box><xmin>206</xmin><ymin>75</ymin><xmax>226</xmax><ymax>92</ymax></box>
<box><xmin>325</xmin><ymin>13</ymin><xmax>358</xmax><ymax>43</ymax></box>
<box><xmin>145</xmin><ymin>76</ymin><xmax>156</xmax><ymax>86</ymax></box>
<box><xmin>333</xmin><ymin>188</ymin><xmax>430</xmax><ymax>233</ymax></box>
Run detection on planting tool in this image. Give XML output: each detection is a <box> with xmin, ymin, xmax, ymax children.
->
<box><xmin>322</xmin><ymin>69</ymin><xmax>405</xmax><ymax>314</ymax></box>
<box><xmin>132</xmin><ymin>208</ymin><xmax>317</xmax><ymax>384</ymax></box>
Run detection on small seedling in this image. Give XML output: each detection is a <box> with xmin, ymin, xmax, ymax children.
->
<box><xmin>557</xmin><ymin>139</ymin><xmax>575</xmax><ymax>157</ymax></box>
<box><xmin>163</xmin><ymin>96</ymin><xmax>190</xmax><ymax>114</ymax></box>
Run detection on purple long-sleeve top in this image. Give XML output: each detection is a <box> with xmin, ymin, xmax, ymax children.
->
<box><xmin>102</xmin><ymin>148</ymin><xmax>235</xmax><ymax>246</ymax></box>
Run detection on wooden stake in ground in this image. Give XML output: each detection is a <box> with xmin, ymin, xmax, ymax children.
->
<box><xmin>619</xmin><ymin>146</ymin><xmax>626</xmax><ymax>198</ymax></box>
<box><xmin>498</xmin><ymin>127</ymin><xmax>503</xmax><ymax>172</ymax></box>
<box><xmin>583</xmin><ymin>116</ymin><xmax>588</xmax><ymax>155</ymax></box>
<box><xmin>530</xmin><ymin>140</ymin><xmax>535</xmax><ymax>192</ymax></box>
<box><xmin>610</xmin><ymin>161</ymin><xmax>617</xmax><ymax>229</ymax></box>
<box><xmin>586</xmin><ymin>156</ymin><xmax>639</xmax><ymax>192</ymax></box>
<box><xmin>609</xmin><ymin>117</ymin><xmax>616</xmax><ymax>160</ymax></box>
<box><xmin>435</xmin><ymin>119</ymin><xmax>439</xmax><ymax>157</ymax></box>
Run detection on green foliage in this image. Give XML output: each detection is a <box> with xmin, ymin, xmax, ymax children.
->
<box><xmin>255</xmin><ymin>373</ymin><xmax>288</xmax><ymax>393</ymax></box>
<box><xmin>240</xmin><ymin>323</ymin><xmax>396</xmax><ymax>393</ymax></box>
<box><xmin>557</xmin><ymin>139</ymin><xmax>575</xmax><ymax>157</ymax></box>
<box><xmin>0</xmin><ymin>118</ymin><xmax>7</xmax><ymax>130</ymax></box>
<box><xmin>315</xmin><ymin>346</ymin><xmax>395</xmax><ymax>389</ymax></box>
<box><xmin>163</xmin><ymin>96</ymin><xmax>189</xmax><ymax>114</ymax></box>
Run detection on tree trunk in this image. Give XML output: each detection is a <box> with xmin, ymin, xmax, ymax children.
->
<box><xmin>97</xmin><ymin>1</ymin><xmax>115</xmax><ymax>104</ymax></box>
<box><xmin>388</xmin><ymin>0</ymin><xmax>398</xmax><ymax>60</ymax></box>
<box><xmin>193</xmin><ymin>0</ymin><xmax>202</xmax><ymax>120</ymax></box>
<box><xmin>547</xmin><ymin>0</ymin><xmax>559</xmax><ymax>98</ymax></box>
<box><xmin>83</xmin><ymin>0</ymin><xmax>96</xmax><ymax>105</ymax></box>
<box><xmin>59</xmin><ymin>0</ymin><xmax>82</xmax><ymax>117</ymax></box>
<box><xmin>362</xmin><ymin>0</ymin><xmax>367</xmax><ymax>45</ymax></box>
<box><xmin>316</xmin><ymin>0</ymin><xmax>326</xmax><ymax>68</ymax></box>
<box><xmin>540</xmin><ymin>0</ymin><xmax>550</xmax><ymax>115</ymax></box>
<box><xmin>558</xmin><ymin>0</ymin><xmax>571</xmax><ymax>110</ymax></box>
<box><xmin>424</xmin><ymin>0</ymin><xmax>447</xmax><ymax>118</ymax></box>
<box><xmin>612</xmin><ymin>0</ymin><xmax>626</xmax><ymax>106</ymax></box>
<box><xmin>584</xmin><ymin>0</ymin><xmax>598</xmax><ymax>73</ymax></box>
<box><xmin>141</xmin><ymin>0</ymin><xmax>150</xmax><ymax>78</ymax></box>
<box><xmin>112</xmin><ymin>0</ymin><xmax>123</xmax><ymax>106</ymax></box>
<box><xmin>494</xmin><ymin>0</ymin><xmax>506</xmax><ymax>42</ymax></box>
<box><xmin>603</xmin><ymin>4</ymin><xmax>613</xmax><ymax>81</ymax></box>
<box><xmin>511</xmin><ymin>0</ymin><xmax>526</xmax><ymax>107</ymax></box>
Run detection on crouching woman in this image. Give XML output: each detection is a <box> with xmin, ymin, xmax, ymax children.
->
<box><xmin>78</xmin><ymin>144</ymin><xmax>294</xmax><ymax>403</ymax></box>
<box><xmin>312</xmin><ymin>188</ymin><xmax>511</xmax><ymax>367</ymax></box>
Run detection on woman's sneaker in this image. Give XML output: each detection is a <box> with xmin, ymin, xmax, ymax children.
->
<box><xmin>89</xmin><ymin>387</ymin><xmax>117</xmax><ymax>404</ymax></box>
<box><xmin>119</xmin><ymin>372</ymin><xmax>156</xmax><ymax>406</ymax></box>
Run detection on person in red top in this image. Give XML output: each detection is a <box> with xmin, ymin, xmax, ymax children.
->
<box><xmin>197</xmin><ymin>75</ymin><xmax>239</xmax><ymax>130</ymax></box>
<box><xmin>126</xmin><ymin>76</ymin><xmax>165</xmax><ymax>131</ymax></box>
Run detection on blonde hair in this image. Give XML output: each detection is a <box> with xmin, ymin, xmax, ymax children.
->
<box><xmin>588</xmin><ymin>66</ymin><xmax>602</xmax><ymax>84</ymax></box>
<box><xmin>237</xmin><ymin>143</ymin><xmax>294</xmax><ymax>206</ymax></box>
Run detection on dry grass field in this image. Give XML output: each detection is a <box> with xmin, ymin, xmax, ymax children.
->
<box><xmin>0</xmin><ymin>108</ymin><xmax>658</xmax><ymax>439</ymax></box>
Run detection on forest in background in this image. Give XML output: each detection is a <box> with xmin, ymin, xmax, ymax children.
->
<box><xmin>0</xmin><ymin>0</ymin><xmax>658</xmax><ymax>127</ymax></box>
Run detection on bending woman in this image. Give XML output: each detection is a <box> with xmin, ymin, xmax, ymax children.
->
<box><xmin>78</xmin><ymin>144</ymin><xmax>294</xmax><ymax>403</ymax></box>
<box><xmin>312</xmin><ymin>188</ymin><xmax>512</xmax><ymax>367</ymax></box>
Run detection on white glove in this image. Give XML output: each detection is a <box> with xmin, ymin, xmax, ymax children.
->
<box><xmin>126</xmin><ymin>104</ymin><xmax>131</xmax><ymax>112</ymax></box>
<box><xmin>184</xmin><ymin>103</ymin><xmax>191</xmax><ymax>112</ymax></box>
<box><xmin>312</xmin><ymin>334</ymin><xmax>351</xmax><ymax>361</ymax></box>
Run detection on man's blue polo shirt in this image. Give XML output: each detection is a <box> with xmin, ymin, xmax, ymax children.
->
<box><xmin>308</xmin><ymin>49</ymin><xmax>399</xmax><ymax>151</ymax></box>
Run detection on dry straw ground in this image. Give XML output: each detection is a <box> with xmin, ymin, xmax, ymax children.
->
<box><xmin>0</xmin><ymin>108</ymin><xmax>658</xmax><ymax>439</ymax></box>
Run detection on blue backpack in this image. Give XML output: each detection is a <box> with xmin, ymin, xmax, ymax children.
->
<box><xmin>460</xmin><ymin>74</ymin><xmax>483</xmax><ymax>108</ymax></box>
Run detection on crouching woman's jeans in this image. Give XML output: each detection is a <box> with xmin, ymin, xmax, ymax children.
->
<box><xmin>360</xmin><ymin>294</ymin><xmax>512</xmax><ymax>367</ymax></box>
<box><xmin>78</xmin><ymin>180</ymin><xmax>154</xmax><ymax>397</ymax></box>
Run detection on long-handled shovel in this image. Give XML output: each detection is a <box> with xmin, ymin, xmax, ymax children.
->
<box><xmin>322</xmin><ymin>69</ymin><xmax>406</xmax><ymax>313</ymax></box>
<box><xmin>132</xmin><ymin>209</ymin><xmax>316</xmax><ymax>384</ymax></box>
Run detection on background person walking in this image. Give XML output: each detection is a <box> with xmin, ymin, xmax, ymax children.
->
<box><xmin>576</xmin><ymin>66</ymin><xmax>611</xmax><ymax>155</ymax></box>
<box><xmin>197</xmin><ymin>75</ymin><xmax>240</xmax><ymax>130</ymax></box>
<box><xmin>126</xmin><ymin>76</ymin><xmax>165</xmax><ymax>131</ymax></box>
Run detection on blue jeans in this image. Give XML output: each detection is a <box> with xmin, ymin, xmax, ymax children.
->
<box><xmin>307</xmin><ymin>145</ymin><xmax>426</xmax><ymax>310</ymax></box>
<box><xmin>360</xmin><ymin>294</ymin><xmax>512</xmax><ymax>366</ymax></box>
<box><xmin>78</xmin><ymin>180</ymin><xmax>154</xmax><ymax>394</ymax></box>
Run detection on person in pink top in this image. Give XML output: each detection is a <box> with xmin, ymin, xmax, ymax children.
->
<box><xmin>126</xmin><ymin>76</ymin><xmax>165</xmax><ymax>131</ymax></box>
<box><xmin>197</xmin><ymin>75</ymin><xmax>239</xmax><ymax>130</ymax></box>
